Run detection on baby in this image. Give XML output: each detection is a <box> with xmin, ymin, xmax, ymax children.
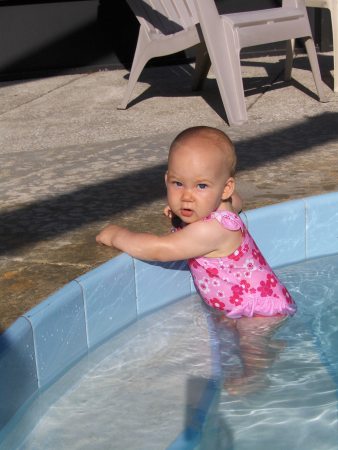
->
<box><xmin>96</xmin><ymin>126</ymin><xmax>296</xmax><ymax>320</ymax></box>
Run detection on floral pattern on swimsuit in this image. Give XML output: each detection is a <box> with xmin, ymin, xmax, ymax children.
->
<box><xmin>188</xmin><ymin>210</ymin><xmax>296</xmax><ymax>318</ymax></box>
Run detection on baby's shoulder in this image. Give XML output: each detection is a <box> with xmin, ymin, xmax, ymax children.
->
<box><xmin>185</xmin><ymin>217</ymin><xmax>229</xmax><ymax>244</ymax></box>
<box><xmin>205</xmin><ymin>210</ymin><xmax>243</xmax><ymax>232</ymax></box>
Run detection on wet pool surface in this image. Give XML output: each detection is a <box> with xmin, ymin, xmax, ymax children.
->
<box><xmin>19</xmin><ymin>254</ymin><xmax>338</xmax><ymax>450</ymax></box>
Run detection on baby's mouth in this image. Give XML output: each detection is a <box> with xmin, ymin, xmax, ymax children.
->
<box><xmin>181</xmin><ymin>208</ymin><xmax>193</xmax><ymax>218</ymax></box>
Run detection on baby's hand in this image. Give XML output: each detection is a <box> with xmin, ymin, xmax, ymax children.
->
<box><xmin>163</xmin><ymin>205</ymin><xmax>173</xmax><ymax>219</ymax></box>
<box><xmin>163</xmin><ymin>206</ymin><xmax>183</xmax><ymax>229</ymax></box>
<box><xmin>96</xmin><ymin>224</ymin><xmax>121</xmax><ymax>247</ymax></box>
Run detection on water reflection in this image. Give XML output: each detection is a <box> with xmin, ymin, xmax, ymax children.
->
<box><xmin>210</xmin><ymin>312</ymin><xmax>288</xmax><ymax>396</ymax></box>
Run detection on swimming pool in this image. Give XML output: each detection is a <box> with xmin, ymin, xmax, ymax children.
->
<box><xmin>1</xmin><ymin>192</ymin><xmax>338</xmax><ymax>449</ymax></box>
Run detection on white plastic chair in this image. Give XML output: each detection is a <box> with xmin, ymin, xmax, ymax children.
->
<box><xmin>120</xmin><ymin>0</ymin><xmax>325</xmax><ymax>125</ymax></box>
<box><xmin>118</xmin><ymin>0</ymin><xmax>202</xmax><ymax>110</ymax></box>
<box><xmin>195</xmin><ymin>0</ymin><xmax>325</xmax><ymax>125</ymax></box>
<box><xmin>305</xmin><ymin>0</ymin><xmax>338</xmax><ymax>91</ymax></box>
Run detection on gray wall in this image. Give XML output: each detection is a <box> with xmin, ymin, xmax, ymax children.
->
<box><xmin>0</xmin><ymin>0</ymin><xmax>139</xmax><ymax>79</ymax></box>
<box><xmin>0</xmin><ymin>0</ymin><xmax>326</xmax><ymax>80</ymax></box>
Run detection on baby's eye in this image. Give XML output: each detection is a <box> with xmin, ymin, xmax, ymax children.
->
<box><xmin>173</xmin><ymin>181</ymin><xmax>183</xmax><ymax>187</ymax></box>
<box><xmin>197</xmin><ymin>183</ymin><xmax>208</xmax><ymax>190</ymax></box>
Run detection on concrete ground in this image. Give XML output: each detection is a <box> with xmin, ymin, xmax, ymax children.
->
<box><xmin>1</xmin><ymin>52</ymin><xmax>338</xmax><ymax>332</ymax></box>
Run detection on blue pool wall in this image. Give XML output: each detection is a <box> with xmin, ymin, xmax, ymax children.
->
<box><xmin>1</xmin><ymin>191</ymin><xmax>338</xmax><ymax>448</ymax></box>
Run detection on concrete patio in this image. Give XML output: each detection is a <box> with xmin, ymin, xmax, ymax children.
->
<box><xmin>1</xmin><ymin>51</ymin><xmax>338</xmax><ymax>331</ymax></box>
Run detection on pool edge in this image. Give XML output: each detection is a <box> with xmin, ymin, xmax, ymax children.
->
<box><xmin>1</xmin><ymin>191</ymin><xmax>338</xmax><ymax>449</ymax></box>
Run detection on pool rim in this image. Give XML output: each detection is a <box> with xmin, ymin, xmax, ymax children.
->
<box><xmin>1</xmin><ymin>191</ymin><xmax>338</xmax><ymax>449</ymax></box>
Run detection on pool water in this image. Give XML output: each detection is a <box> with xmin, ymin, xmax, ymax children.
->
<box><xmin>19</xmin><ymin>254</ymin><xmax>338</xmax><ymax>450</ymax></box>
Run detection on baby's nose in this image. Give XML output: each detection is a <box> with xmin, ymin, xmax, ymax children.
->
<box><xmin>182</xmin><ymin>188</ymin><xmax>193</xmax><ymax>201</ymax></box>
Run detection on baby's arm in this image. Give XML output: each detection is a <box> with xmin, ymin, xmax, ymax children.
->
<box><xmin>96</xmin><ymin>220</ymin><xmax>231</xmax><ymax>262</ymax></box>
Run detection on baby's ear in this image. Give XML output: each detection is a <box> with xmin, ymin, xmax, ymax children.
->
<box><xmin>221</xmin><ymin>177</ymin><xmax>235</xmax><ymax>200</ymax></box>
<box><xmin>164</xmin><ymin>171</ymin><xmax>168</xmax><ymax>186</ymax></box>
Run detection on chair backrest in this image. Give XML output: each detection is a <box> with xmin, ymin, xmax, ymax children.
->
<box><xmin>126</xmin><ymin>0</ymin><xmax>199</xmax><ymax>35</ymax></box>
<box><xmin>305</xmin><ymin>0</ymin><xmax>331</xmax><ymax>6</ymax></box>
<box><xmin>196</xmin><ymin>0</ymin><xmax>312</xmax><ymax>49</ymax></box>
<box><xmin>282</xmin><ymin>0</ymin><xmax>307</xmax><ymax>10</ymax></box>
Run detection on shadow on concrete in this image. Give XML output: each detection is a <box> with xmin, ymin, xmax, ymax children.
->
<box><xmin>1</xmin><ymin>111</ymin><xmax>338</xmax><ymax>255</ymax></box>
<box><xmin>122</xmin><ymin>54</ymin><xmax>333</xmax><ymax>120</ymax></box>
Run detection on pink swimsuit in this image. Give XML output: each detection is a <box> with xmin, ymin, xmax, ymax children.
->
<box><xmin>188</xmin><ymin>211</ymin><xmax>296</xmax><ymax>318</ymax></box>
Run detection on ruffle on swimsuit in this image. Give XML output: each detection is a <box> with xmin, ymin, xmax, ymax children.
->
<box><xmin>188</xmin><ymin>210</ymin><xmax>296</xmax><ymax>318</ymax></box>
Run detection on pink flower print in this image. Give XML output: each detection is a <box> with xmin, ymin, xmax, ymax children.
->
<box><xmin>217</xmin><ymin>290</ymin><xmax>225</xmax><ymax>298</ymax></box>
<box><xmin>259</xmin><ymin>254</ymin><xmax>267</xmax><ymax>266</ymax></box>
<box><xmin>252</xmin><ymin>248</ymin><xmax>267</xmax><ymax>266</ymax></box>
<box><xmin>209</xmin><ymin>298</ymin><xmax>226</xmax><ymax>310</ymax></box>
<box><xmin>228</xmin><ymin>263</ymin><xmax>235</xmax><ymax>274</ymax></box>
<box><xmin>228</xmin><ymin>247</ymin><xmax>244</xmax><ymax>262</ymax></box>
<box><xmin>244</xmin><ymin>258</ymin><xmax>255</xmax><ymax>272</ymax></box>
<box><xmin>211</xmin><ymin>278</ymin><xmax>221</xmax><ymax>287</ymax></box>
<box><xmin>252</xmin><ymin>248</ymin><xmax>259</xmax><ymax>259</ymax></box>
<box><xmin>282</xmin><ymin>287</ymin><xmax>293</xmax><ymax>304</ymax></box>
<box><xmin>257</xmin><ymin>280</ymin><xmax>273</xmax><ymax>297</ymax></box>
<box><xmin>229</xmin><ymin>284</ymin><xmax>244</xmax><ymax>306</ymax></box>
<box><xmin>230</xmin><ymin>296</ymin><xmax>243</xmax><ymax>306</ymax></box>
<box><xmin>240</xmin><ymin>279</ymin><xmax>251</xmax><ymax>293</ymax></box>
<box><xmin>266</xmin><ymin>274</ymin><xmax>278</xmax><ymax>287</ymax></box>
<box><xmin>206</xmin><ymin>267</ymin><xmax>219</xmax><ymax>278</ymax></box>
<box><xmin>243</xmin><ymin>243</ymin><xmax>249</xmax><ymax>252</ymax></box>
<box><xmin>232</xmin><ymin>285</ymin><xmax>244</xmax><ymax>296</ymax></box>
<box><xmin>191</xmin><ymin>261</ymin><xmax>199</xmax><ymax>269</ymax></box>
<box><xmin>198</xmin><ymin>279</ymin><xmax>210</xmax><ymax>294</ymax></box>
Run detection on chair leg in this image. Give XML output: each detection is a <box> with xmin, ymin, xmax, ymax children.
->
<box><xmin>303</xmin><ymin>37</ymin><xmax>326</xmax><ymax>101</ymax></box>
<box><xmin>196</xmin><ymin>33</ymin><xmax>247</xmax><ymax>124</ymax></box>
<box><xmin>328</xmin><ymin>4</ymin><xmax>338</xmax><ymax>92</ymax></box>
<box><xmin>193</xmin><ymin>0</ymin><xmax>248</xmax><ymax>125</ymax></box>
<box><xmin>209</xmin><ymin>28</ymin><xmax>248</xmax><ymax>125</ymax></box>
<box><xmin>118</xmin><ymin>27</ymin><xmax>153</xmax><ymax>110</ymax></box>
<box><xmin>191</xmin><ymin>42</ymin><xmax>211</xmax><ymax>91</ymax></box>
<box><xmin>285</xmin><ymin>39</ymin><xmax>295</xmax><ymax>81</ymax></box>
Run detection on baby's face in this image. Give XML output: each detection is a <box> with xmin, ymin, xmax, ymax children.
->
<box><xmin>166</xmin><ymin>137</ymin><xmax>232</xmax><ymax>224</ymax></box>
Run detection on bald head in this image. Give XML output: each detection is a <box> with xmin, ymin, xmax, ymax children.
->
<box><xmin>169</xmin><ymin>126</ymin><xmax>236</xmax><ymax>177</ymax></box>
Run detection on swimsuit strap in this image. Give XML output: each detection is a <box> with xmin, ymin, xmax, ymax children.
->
<box><xmin>204</xmin><ymin>210</ymin><xmax>243</xmax><ymax>232</ymax></box>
